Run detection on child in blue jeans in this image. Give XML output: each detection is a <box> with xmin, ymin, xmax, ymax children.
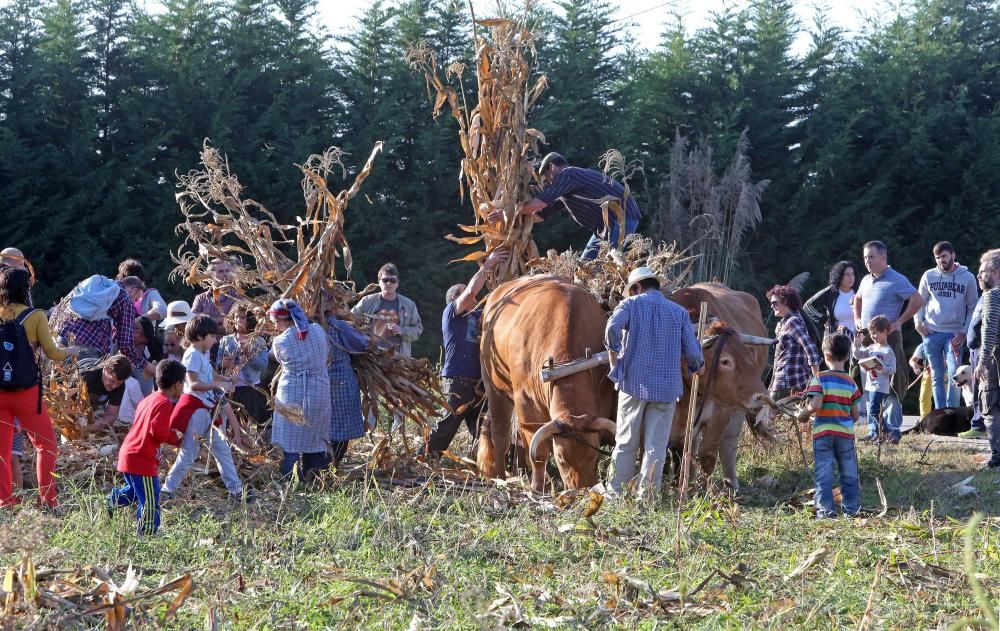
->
<box><xmin>806</xmin><ymin>334</ymin><xmax>863</xmax><ymax>518</ymax></box>
<box><xmin>854</xmin><ymin>315</ymin><xmax>898</xmax><ymax>443</ymax></box>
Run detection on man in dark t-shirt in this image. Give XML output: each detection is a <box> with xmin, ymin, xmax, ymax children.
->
<box><xmin>78</xmin><ymin>354</ymin><xmax>133</xmax><ymax>433</ymax></box>
<box><xmin>424</xmin><ymin>249</ymin><xmax>509</xmax><ymax>456</ymax></box>
<box><xmin>372</xmin><ymin>295</ymin><xmax>402</xmax><ymax>351</ymax></box>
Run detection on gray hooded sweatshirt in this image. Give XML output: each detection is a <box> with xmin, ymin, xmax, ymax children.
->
<box><xmin>916</xmin><ymin>264</ymin><xmax>979</xmax><ymax>334</ymax></box>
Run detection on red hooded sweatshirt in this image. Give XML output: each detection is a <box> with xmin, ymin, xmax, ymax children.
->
<box><xmin>117</xmin><ymin>392</ymin><xmax>184</xmax><ymax>477</ymax></box>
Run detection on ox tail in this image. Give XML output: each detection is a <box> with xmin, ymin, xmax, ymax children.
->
<box><xmin>476</xmin><ymin>395</ymin><xmax>514</xmax><ymax>480</ymax></box>
<box><xmin>476</xmin><ymin>414</ymin><xmax>499</xmax><ymax>478</ymax></box>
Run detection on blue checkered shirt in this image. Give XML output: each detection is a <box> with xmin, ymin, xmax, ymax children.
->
<box><xmin>605</xmin><ymin>291</ymin><xmax>704</xmax><ymax>403</ymax></box>
<box><xmin>58</xmin><ymin>285</ymin><xmax>144</xmax><ymax>369</ymax></box>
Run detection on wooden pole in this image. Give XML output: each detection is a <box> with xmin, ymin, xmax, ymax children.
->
<box><xmin>675</xmin><ymin>301</ymin><xmax>709</xmax><ymax>562</ymax></box>
<box><xmin>539</xmin><ymin>351</ymin><xmax>610</xmax><ymax>383</ymax></box>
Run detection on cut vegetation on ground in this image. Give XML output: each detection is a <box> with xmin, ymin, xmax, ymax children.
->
<box><xmin>1</xmin><ymin>433</ymin><xmax>998</xmax><ymax>629</ymax></box>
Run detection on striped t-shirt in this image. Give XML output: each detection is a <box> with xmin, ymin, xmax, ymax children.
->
<box><xmin>805</xmin><ymin>370</ymin><xmax>862</xmax><ymax>439</ymax></box>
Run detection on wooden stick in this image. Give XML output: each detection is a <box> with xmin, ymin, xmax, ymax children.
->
<box><xmin>539</xmin><ymin>352</ymin><xmax>610</xmax><ymax>382</ymax></box>
<box><xmin>675</xmin><ymin>302</ymin><xmax>709</xmax><ymax>562</ymax></box>
<box><xmin>857</xmin><ymin>561</ymin><xmax>883</xmax><ymax>631</ymax></box>
<box><xmin>930</xmin><ymin>499</ymin><xmax>938</xmax><ymax>564</ymax></box>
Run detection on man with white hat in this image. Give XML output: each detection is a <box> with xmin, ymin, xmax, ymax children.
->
<box><xmin>604</xmin><ymin>266</ymin><xmax>704</xmax><ymax>500</ymax></box>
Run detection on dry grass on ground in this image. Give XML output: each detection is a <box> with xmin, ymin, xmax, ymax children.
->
<box><xmin>1</xmin><ymin>427</ymin><xmax>998</xmax><ymax>629</ymax></box>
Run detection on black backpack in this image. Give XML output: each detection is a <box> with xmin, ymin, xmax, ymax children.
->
<box><xmin>0</xmin><ymin>308</ymin><xmax>43</xmax><ymax>408</ymax></box>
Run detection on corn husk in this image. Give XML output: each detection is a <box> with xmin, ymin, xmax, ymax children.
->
<box><xmin>529</xmin><ymin>235</ymin><xmax>698</xmax><ymax>314</ymax></box>
<box><xmin>0</xmin><ymin>514</ymin><xmax>194</xmax><ymax>628</ymax></box>
<box><xmin>408</xmin><ymin>18</ymin><xmax>547</xmax><ymax>286</ymax></box>
<box><xmin>42</xmin><ymin>356</ymin><xmax>94</xmax><ymax>440</ymax></box>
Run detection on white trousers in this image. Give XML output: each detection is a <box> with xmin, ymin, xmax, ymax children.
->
<box><xmin>163</xmin><ymin>408</ymin><xmax>242</xmax><ymax>494</ymax></box>
<box><xmin>607</xmin><ymin>392</ymin><xmax>677</xmax><ymax>500</ymax></box>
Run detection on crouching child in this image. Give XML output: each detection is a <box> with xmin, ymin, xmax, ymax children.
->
<box><xmin>107</xmin><ymin>360</ymin><xmax>187</xmax><ymax>535</ymax></box>
<box><xmin>805</xmin><ymin>334</ymin><xmax>863</xmax><ymax>519</ymax></box>
<box><xmin>161</xmin><ymin>315</ymin><xmax>250</xmax><ymax>501</ymax></box>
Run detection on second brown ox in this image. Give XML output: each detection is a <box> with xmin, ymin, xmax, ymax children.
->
<box><xmin>668</xmin><ymin>283</ymin><xmax>772</xmax><ymax>490</ymax></box>
<box><xmin>477</xmin><ymin>275</ymin><xmax>616</xmax><ymax>492</ymax></box>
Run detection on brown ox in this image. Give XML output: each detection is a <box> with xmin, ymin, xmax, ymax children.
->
<box><xmin>668</xmin><ymin>283</ymin><xmax>770</xmax><ymax>489</ymax></box>
<box><xmin>478</xmin><ymin>275</ymin><xmax>616</xmax><ymax>492</ymax></box>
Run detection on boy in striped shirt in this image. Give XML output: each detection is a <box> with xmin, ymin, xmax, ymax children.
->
<box><xmin>805</xmin><ymin>334</ymin><xmax>863</xmax><ymax>518</ymax></box>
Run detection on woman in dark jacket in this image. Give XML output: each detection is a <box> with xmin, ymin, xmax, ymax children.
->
<box><xmin>803</xmin><ymin>261</ymin><xmax>859</xmax><ymax>338</ymax></box>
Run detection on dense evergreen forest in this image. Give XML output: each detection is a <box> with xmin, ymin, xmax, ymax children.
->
<box><xmin>2</xmin><ymin>0</ymin><xmax>998</xmax><ymax>357</ymax></box>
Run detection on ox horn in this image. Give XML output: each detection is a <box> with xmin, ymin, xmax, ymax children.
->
<box><xmin>739</xmin><ymin>334</ymin><xmax>775</xmax><ymax>345</ymax></box>
<box><xmin>591</xmin><ymin>417</ymin><xmax>616</xmax><ymax>436</ymax></box>
<box><xmin>529</xmin><ymin>420</ymin><xmax>562</xmax><ymax>463</ymax></box>
<box><xmin>700</xmin><ymin>334</ymin><xmax>720</xmax><ymax>348</ymax></box>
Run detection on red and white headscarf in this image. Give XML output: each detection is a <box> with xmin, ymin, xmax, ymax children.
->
<box><xmin>268</xmin><ymin>299</ymin><xmax>310</xmax><ymax>340</ymax></box>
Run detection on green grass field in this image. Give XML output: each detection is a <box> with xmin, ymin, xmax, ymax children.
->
<box><xmin>1</xmin><ymin>433</ymin><xmax>998</xmax><ymax>629</ymax></box>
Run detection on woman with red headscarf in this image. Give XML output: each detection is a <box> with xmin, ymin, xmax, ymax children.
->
<box><xmin>268</xmin><ymin>299</ymin><xmax>332</xmax><ymax>479</ymax></box>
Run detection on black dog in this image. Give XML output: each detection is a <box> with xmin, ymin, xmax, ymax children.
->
<box><xmin>915</xmin><ymin>406</ymin><xmax>973</xmax><ymax>436</ymax></box>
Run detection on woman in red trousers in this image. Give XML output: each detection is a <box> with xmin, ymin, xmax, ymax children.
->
<box><xmin>0</xmin><ymin>265</ymin><xmax>79</xmax><ymax>508</ymax></box>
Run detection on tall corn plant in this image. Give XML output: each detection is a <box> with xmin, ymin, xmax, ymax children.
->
<box><xmin>655</xmin><ymin>129</ymin><xmax>768</xmax><ymax>285</ymax></box>
<box><xmin>408</xmin><ymin>16</ymin><xmax>548</xmax><ymax>286</ymax></box>
<box><xmin>170</xmin><ymin>141</ymin><xmax>448</xmax><ymax>437</ymax></box>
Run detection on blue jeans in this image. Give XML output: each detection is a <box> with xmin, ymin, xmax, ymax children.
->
<box><xmin>813</xmin><ymin>435</ymin><xmax>860</xmax><ymax>517</ymax></box>
<box><xmin>865</xmin><ymin>391</ymin><xmax>887</xmax><ymax>438</ymax></box>
<box><xmin>581</xmin><ymin>215</ymin><xmax>640</xmax><ymax>260</ymax></box>
<box><xmin>862</xmin><ymin>369</ymin><xmax>902</xmax><ymax>439</ymax></box>
<box><xmin>922</xmin><ymin>332</ymin><xmax>961</xmax><ymax>408</ymax></box>
<box><xmin>866</xmin><ymin>390</ymin><xmax>901</xmax><ymax>440</ymax></box>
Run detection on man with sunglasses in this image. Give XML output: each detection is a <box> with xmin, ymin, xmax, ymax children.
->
<box><xmin>352</xmin><ymin>263</ymin><xmax>423</xmax><ymax>357</ymax></box>
<box><xmin>352</xmin><ymin>264</ymin><xmax>423</xmax><ymax>431</ymax></box>
<box><xmin>486</xmin><ymin>152</ymin><xmax>642</xmax><ymax>260</ymax></box>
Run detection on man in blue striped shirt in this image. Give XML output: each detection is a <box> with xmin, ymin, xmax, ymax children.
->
<box><xmin>605</xmin><ymin>267</ymin><xmax>704</xmax><ymax>500</ymax></box>
<box><xmin>487</xmin><ymin>153</ymin><xmax>642</xmax><ymax>259</ymax></box>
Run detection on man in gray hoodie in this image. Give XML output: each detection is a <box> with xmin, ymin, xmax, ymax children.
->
<box><xmin>915</xmin><ymin>241</ymin><xmax>979</xmax><ymax>409</ymax></box>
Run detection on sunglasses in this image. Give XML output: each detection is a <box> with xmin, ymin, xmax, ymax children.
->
<box><xmin>769</xmin><ymin>300</ymin><xmax>781</xmax><ymax>306</ymax></box>
<box><xmin>380</xmin><ymin>277</ymin><xmax>399</xmax><ymax>284</ymax></box>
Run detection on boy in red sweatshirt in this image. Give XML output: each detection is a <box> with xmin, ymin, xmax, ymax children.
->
<box><xmin>107</xmin><ymin>360</ymin><xmax>187</xmax><ymax>535</ymax></box>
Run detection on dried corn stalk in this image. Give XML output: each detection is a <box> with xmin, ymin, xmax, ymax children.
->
<box><xmin>172</xmin><ymin>141</ymin><xmax>446</xmax><ymax>435</ymax></box>
<box><xmin>408</xmin><ymin>18</ymin><xmax>548</xmax><ymax>286</ymax></box>
<box><xmin>42</xmin><ymin>357</ymin><xmax>94</xmax><ymax>440</ymax></box>
<box><xmin>173</xmin><ymin>141</ymin><xmax>384</xmax><ymax>320</ymax></box>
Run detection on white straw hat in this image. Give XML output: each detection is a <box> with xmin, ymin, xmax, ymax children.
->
<box><xmin>626</xmin><ymin>266</ymin><xmax>662</xmax><ymax>293</ymax></box>
<box><xmin>160</xmin><ymin>300</ymin><xmax>194</xmax><ymax>328</ymax></box>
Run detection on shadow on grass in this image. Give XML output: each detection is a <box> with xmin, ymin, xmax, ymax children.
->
<box><xmin>737</xmin><ymin>438</ymin><xmax>1000</xmax><ymax>519</ymax></box>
